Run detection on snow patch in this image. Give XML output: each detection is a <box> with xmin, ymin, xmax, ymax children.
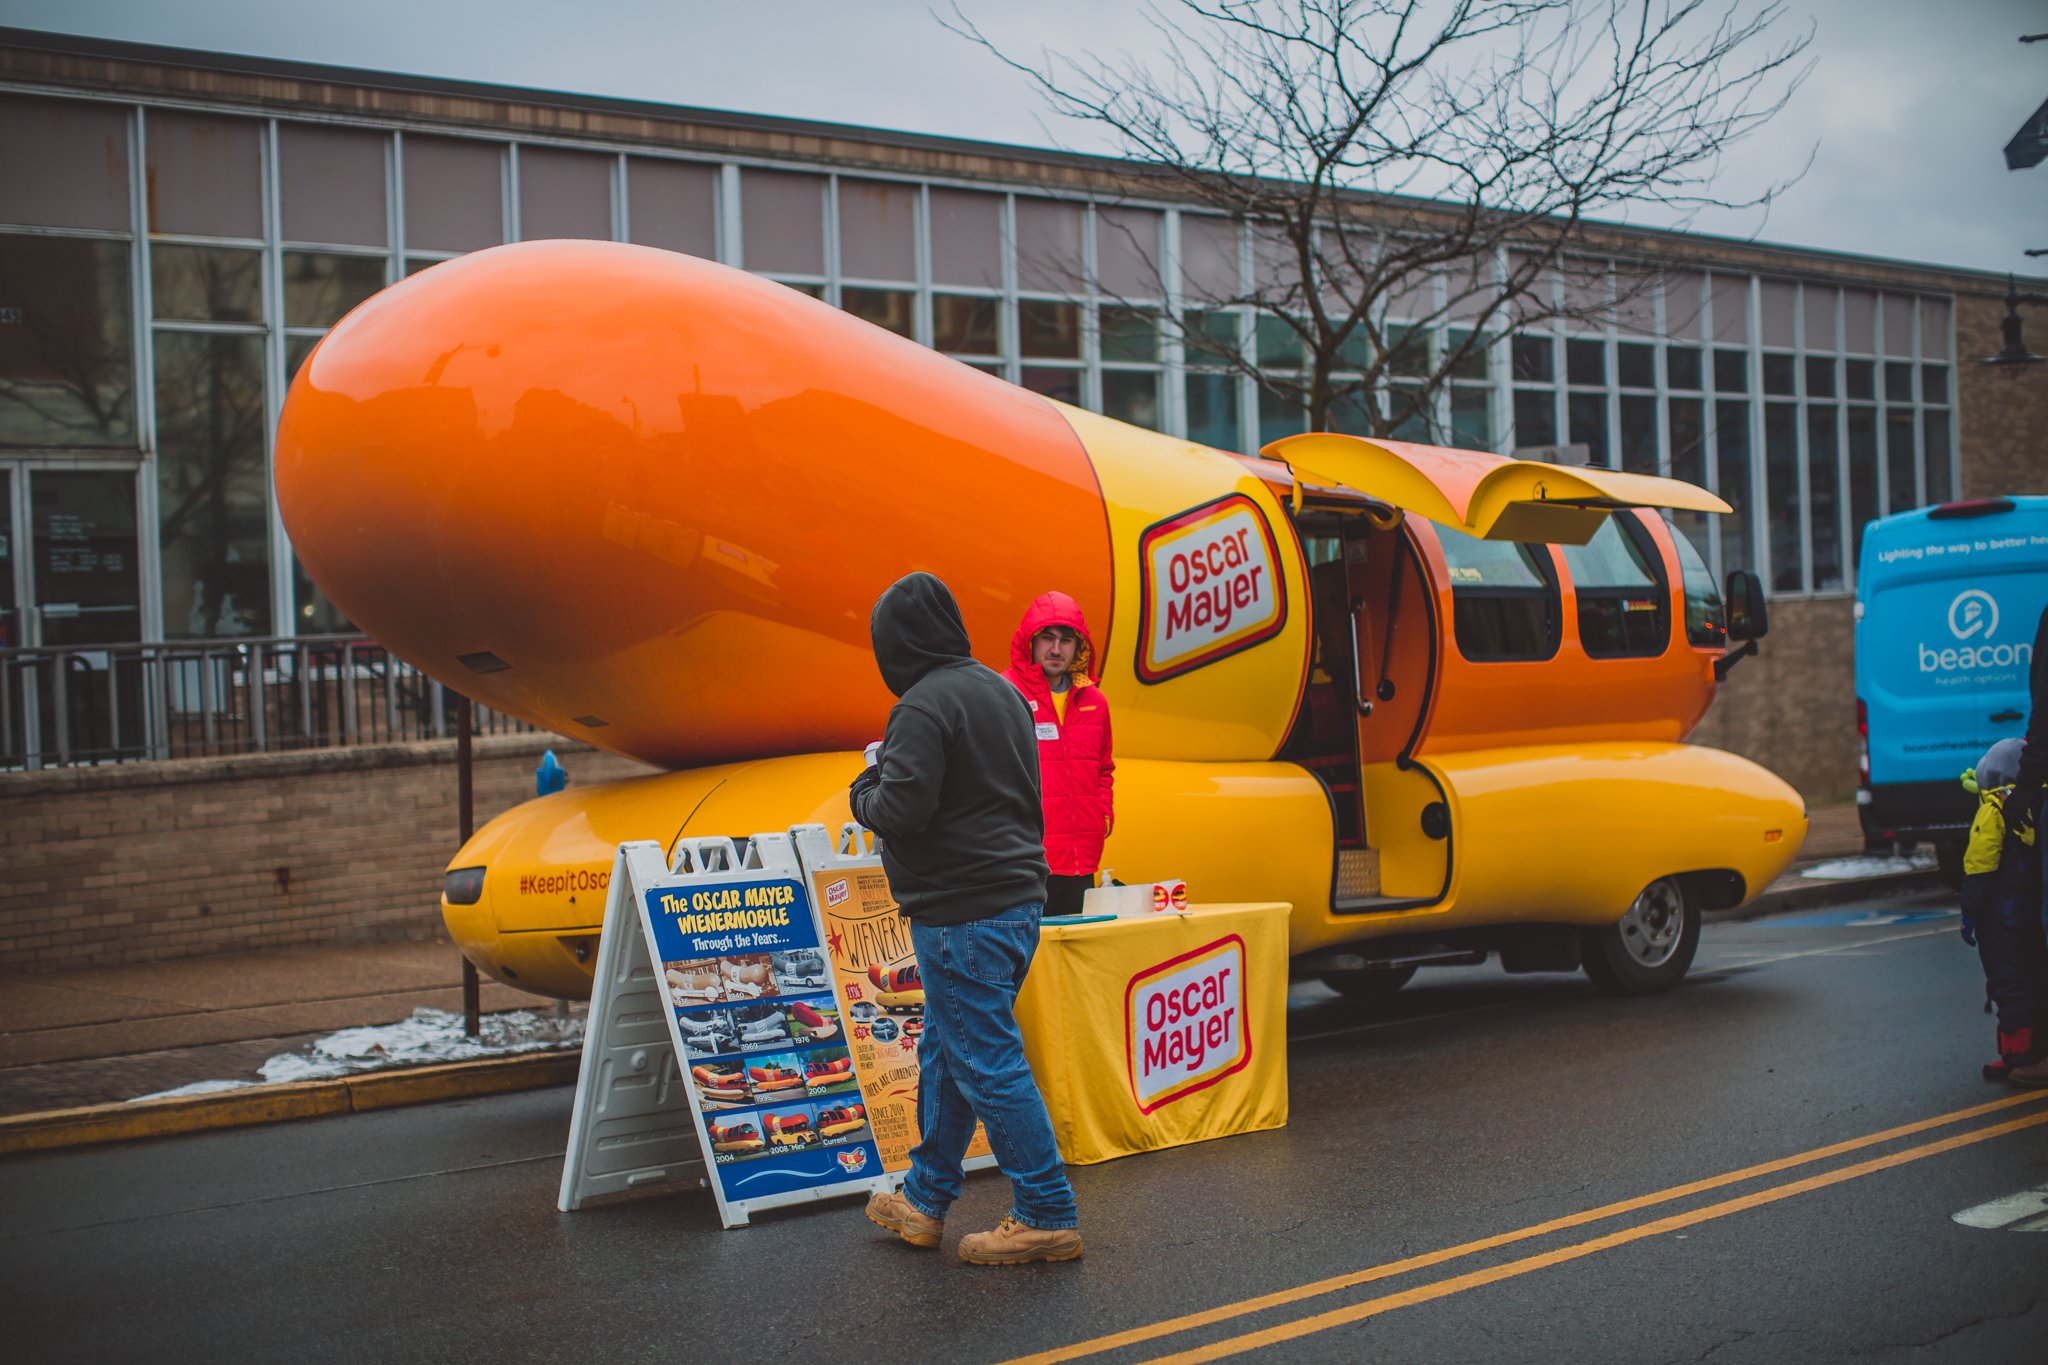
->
<box><xmin>125</xmin><ymin>1006</ymin><xmax>584</xmax><ymax>1102</ymax></box>
<box><xmin>257</xmin><ymin>1006</ymin><xmax>583</xmax><ymax>1084</ymax></box>
<box><xmin>1798</xmin><ymin>850</ymin><xmax>1938</xmax><ymax>881</ymax></box>
<box><xmin>130</xmin><ymin>1078</ymin><xmax>257</xmax><ymax>1102</ymax></box>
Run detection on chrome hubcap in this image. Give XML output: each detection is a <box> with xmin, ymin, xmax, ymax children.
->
<box><xmin>1616</xmin><ymin>878</ymin><xmax>1685</xmax><ymax>969</ymax></box>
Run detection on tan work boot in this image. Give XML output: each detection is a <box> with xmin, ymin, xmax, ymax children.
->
<box><xmin>2008</xmin><ymin>1056</ymin><xmax>2048</xmax><ymax>1087</ymax></box>
<box><xmin>865</xmin><ymin>1190</ymin><xmax>942</xmax><ymax>1248</ymax></box>
<box><xmin>957</xmin><ymin>1214</ymin><xmax>1083</xmax><ymax>1265</ymax></box>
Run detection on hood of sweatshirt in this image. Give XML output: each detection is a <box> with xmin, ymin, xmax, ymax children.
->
<box><xmin>1009</xmin><ymin>590</ymin><xmax>1098</xmax><ymax>687</ymax></box>
<box><xmin>871</xmin><ymin>571</ymin><xmax>975</xmax><ymax>697</ymax></box>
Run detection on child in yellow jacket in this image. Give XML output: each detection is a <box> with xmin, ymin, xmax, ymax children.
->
<box><xmin>1959</xmin><ymin>738</ymin><xmax>2047</xmax><ymax>1082</ymax></box>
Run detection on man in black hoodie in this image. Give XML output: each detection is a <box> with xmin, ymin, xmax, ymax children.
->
<box><xmin>851</xmin><ymin>572</ymin><xmax>1082</xmax><ymax>1264</ymax></box>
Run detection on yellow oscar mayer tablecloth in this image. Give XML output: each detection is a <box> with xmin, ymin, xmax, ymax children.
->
<box><xmin>1016</xmin><ymin>902</ymin><xmax>1289</xmax><ymax>1166</ymax></box>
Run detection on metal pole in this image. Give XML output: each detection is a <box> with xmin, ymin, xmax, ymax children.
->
<box><xmin>457</xmin><ymin>693</ymin><xmax>480</xmax><ymax>1037</ymax></box>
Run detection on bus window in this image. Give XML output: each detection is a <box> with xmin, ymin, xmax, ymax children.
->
<box><xmin>1665</xmin><ymin>519</ymin><xmax>1727</xmax><ymax>648</ymax></box>
<box><xmin>1436</xmin><ymin>525</ymin><xmax>1560</xmax><ymax>662</ymax></box>
<box><xmin>1563</xmin><ymin>517</ymin><xmax>1670</xmax><ymax>658</ymax></box>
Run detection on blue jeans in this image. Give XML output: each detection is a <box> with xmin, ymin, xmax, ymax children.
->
<box><xmin>900</xmin><ymin>902</ymin><xmax>1078</xmax><ymax>1231</ymax></box>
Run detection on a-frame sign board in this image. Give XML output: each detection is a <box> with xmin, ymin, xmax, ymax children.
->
<box><xmin>559</xmin><ymin>835</ymin><xmax>887</xmax><ymax>1227</ymax></box>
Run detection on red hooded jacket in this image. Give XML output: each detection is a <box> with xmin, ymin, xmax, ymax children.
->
<box><xmin>1002</xmin><ymin>592</ymin><xmax>1115</xmax><ymax>876</ymax></box>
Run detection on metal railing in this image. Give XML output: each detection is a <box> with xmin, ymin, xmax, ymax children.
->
<box><xmin>0</xmin><ymin>634</ymin><xmax>537</xmax><ymax>771</ymax></box>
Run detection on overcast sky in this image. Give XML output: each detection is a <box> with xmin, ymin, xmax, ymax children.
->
<box><xmin>3</xmin><ymin>0</ymin><xmax>2042</xmax><ymax>276</ymax></box>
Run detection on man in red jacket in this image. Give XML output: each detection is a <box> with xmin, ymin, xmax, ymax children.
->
<box><xmin>1003</xmin><ymin>592</ymin><xmax>1115</xmax><ymax>917</ymax></box>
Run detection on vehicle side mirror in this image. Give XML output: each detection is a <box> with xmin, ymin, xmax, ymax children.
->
<box><xmin>1724</xmin><ymin>570</ymin><xmax>1768</xmax><ymax>642</ymax></box>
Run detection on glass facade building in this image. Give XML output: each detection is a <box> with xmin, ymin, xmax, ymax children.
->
<box><xmin>0</xmin><ymin>50</ymin><xmax>1980</xmax><ymax>657</ymax></box>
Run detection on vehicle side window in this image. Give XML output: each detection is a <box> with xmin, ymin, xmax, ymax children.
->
<box><xmin>1562</xmin><ymin>517</ymin><xmax>1670</xmax><ymax>659</ymax></box>
<box><xmin>1665</xmin><ymin>520</ymin><xmax>1727</xmax><ymax>648</ymax></box>
<box><xmin>1436</xmin><ymin>525</ymin><xmax>1560</xmax><ymax>662</ymax></box>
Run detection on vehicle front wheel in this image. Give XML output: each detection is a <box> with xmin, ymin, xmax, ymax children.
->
<box><xmin>1581</xmin><ymin>876</ymin><xmax>1699</xmax><ymax>996</ymax></box>
<box><xmin>1319</xmin><ymin>965</ymin><xmax>1418</xmax><ymax>1000</ymax></box>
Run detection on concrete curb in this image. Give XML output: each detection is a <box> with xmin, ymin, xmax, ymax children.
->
<box><xmin>0</xmin><ymin>1050</ymin><xmax>580</xmax><ymax>1156</ymax></box>
<box><xmin>1707</xmin><ymin>869</ymin><xmax>1943</xmax><ymax>924</ymax></box>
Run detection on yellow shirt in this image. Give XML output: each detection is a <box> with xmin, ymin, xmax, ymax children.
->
<box><xmin>1049</xmin><ymin>687</ymin><xmax>1070</xmax><ymax>725</ymax></box>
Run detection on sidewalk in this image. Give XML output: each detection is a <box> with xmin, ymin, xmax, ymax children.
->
<box><xmin>0</xmin><ymin>941</ymin><xmax>568</xmax><ymax>1118</ymax></box>
<box><xmin>0</xmin><ymin>802</ymin><xmax>1927</xmax><ymax>1129</ymax></box>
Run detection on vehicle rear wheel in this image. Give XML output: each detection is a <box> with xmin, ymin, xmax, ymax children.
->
<box><xmin>1581</xmin><ymin>876</ymin><xmax>1699</xmax><ymax>996</ymax></box>
<box><xmin>1319</xmin><ymin>965</ymin><xmax>1418</xmax><ymax>1000</ymax></box>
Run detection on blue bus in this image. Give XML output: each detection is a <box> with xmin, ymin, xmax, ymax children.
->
<box><xmin>1856</xmin><ymin>495</ymin><xmax>2048</xmax><ymax>881</ymax></box>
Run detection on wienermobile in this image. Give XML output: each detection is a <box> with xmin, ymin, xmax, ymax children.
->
<box><xmin>276</xmin><ymin>241</ymin><xmax>1804</xmax><ymax>1003</ymax></box>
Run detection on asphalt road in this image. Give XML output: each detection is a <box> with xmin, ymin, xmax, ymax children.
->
<box><xmin>5</xmin><ymin>890</ymin><xmax>2045</xmax><ymax>1364</ymax></box>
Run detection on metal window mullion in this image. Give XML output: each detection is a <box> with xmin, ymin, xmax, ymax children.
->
<box><xmin>823</xmin><ymin>174</ymin><xmax>841</xmax><ymax>307</ymax></box>
<box><xmin>1698</xmin><ymin>275</ymin><xmax>1722</xmax><ymax>582</ymax></box>
<box><xmin>1835</xmin><ymin>290</ymin><xmax>1853</xmax><ymax>591</ymax></box>
<box><xmin>1651</xmin><ymin>269</ymin><xmax>1672</xmax><ymax>478</ymax></box>
<box><xmin>1602</xmin><ymin>261</ymin><xmax>1621</xmax><ymax>470</ymax></box>
<box><xmin>718</xmin><ymin>163</ymin><xmax>741</xmax><ymax>268</ymax></box>
<box><xmin>1872</xmin><ymin>294</ymin><xmax>1890</xmax><ymax>514</ymax></box>
<box><xmin>1792</xmin><ymin>283</ymin><xmax>1812</xmax><ymax>595</ymax></box>
<box><xmin>263</xmin><ymin>118</ymin><xmax>294</xmax><ymax>637</ymax></box>
<box><xmin>612</xmin><ymin>152</ymin><xmax>628</xmax><ymax>243</ymax></box>
<box><xmin>1236</xmin><ymin>220</ymin><xmax>1254</xmax><ymax>454</ymax></box>
<box><xmin>505</xmin><ymin>143</ymin><xmax>520</xmax><ymax>244</ymax></box>
<box><xmin>147</xmin><ymin>319</ymin><xmax>266</xmax><ymax>337</ymax></box>
<box><xmin>1489</xmin><ymin>246</ymin><xmax>1512</xmax><ymax>454</ymax></box>
<box><xmin>1544</xmin><ymin>265</ymin><xmax>1565</xmax><ymax>464</ymax></box>
<box><xmin>1900</xmin><ymin>294</ymin><xmax>1916</xmax><ymax>507</ymax></box>
<box><xmin>390</xmin><ymin>131</ymin><xmax>407</xmax><ymax>273</ymax></box>
<box><xmin>1942</xmin><ymin>294</ymin><xmax>1960</xmax><ymax>500</ymax></box>
<box><xmin>1428</xmin><ymin>267</ymin><xmax>1451</xmax><ymax>443</ymax></box>
<box><xmin>1000</xmin><ymin>193</ymin><xmax>1019</xmax><ymax>384</ymax></box>
<box><xmin>1081</xmin><ymin>205</ymin><xmax>1101</xmax><ymax>412</ymax></box>
<box><xmin>131</xmin><ymin>106</ymin><xmax>166</xmax><ymax>670</ymax></box>
<box><xmin>1161</xmin><ymin>209</ymin><xmax>1187</xmax><ymax>438</ymax></box>
<box><xmin>0</xmin><ymin>222</ymin><xmax>130</xmax><ymax>241</ymax></box>
<box><xmin>914</xmin><ymin>183</ymin><xmax>933</xmax><ymax>350</ymax></box>
<box><xmin>1745</xmin><ymin>276</ymin><xmax>1766</xmax><ymax>590</ymax></box>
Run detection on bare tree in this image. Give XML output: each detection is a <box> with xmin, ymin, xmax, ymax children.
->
<box><xmin>947</xmin><ymin>0</ymin><xmax>1812</xmax><ymax>446</ymax></box>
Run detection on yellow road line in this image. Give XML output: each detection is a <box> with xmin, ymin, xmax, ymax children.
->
<box><xmin>1142</xmin><ymin>1106</ymin><xmax>2048</xmax><ymax>1364</ymax></box>
<box><xmin>997</xmin><ymin>1090</ymin><xmax>2048</xmax><ymax>1365</ymax></box>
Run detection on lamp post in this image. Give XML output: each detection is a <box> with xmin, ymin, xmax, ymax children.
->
<box><xmin>1982</xmin><ymin>277</ymin><xmax>2048</xmax><ymax>372</ymax></box>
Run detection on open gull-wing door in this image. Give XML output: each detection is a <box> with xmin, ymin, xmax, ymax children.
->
<box><xmin>1262</xmin><ymin>434</ymin><xmax>1729</xmax><ymax>545</ymax></box>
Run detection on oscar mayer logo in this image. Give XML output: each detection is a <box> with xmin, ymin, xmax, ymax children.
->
<box><xmin>1135</xmin><ymin>494</ymin><xmax>1287</xmax><ymax>683</ymax></box>
<box><xmin>1125</xmin><ymin>935</ymin><xmax>1250</xmax><ymax>1113</ymax></box>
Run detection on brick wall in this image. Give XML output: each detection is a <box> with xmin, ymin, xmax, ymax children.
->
<box><xmin>0</xmin><ymin>737</ymin><xmax>655</xmax><ymax>972</ymax></box>
<box><xmin>1691</xmin><ymin>597</ymin><xmax>1859</xmax><ymax>809</ymax></box>
<box><xmin>1956</xmin><ymin>289</ymin><xmax>2048</xmax><ymax>499</ymax></box>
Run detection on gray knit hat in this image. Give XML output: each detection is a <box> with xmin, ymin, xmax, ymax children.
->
<box><xmin>1976</xmin><ymin>737</ymin><xmax>2026</xmax><ymax>790</ymax></box>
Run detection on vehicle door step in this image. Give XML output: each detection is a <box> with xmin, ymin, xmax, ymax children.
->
<box><xmin>1335</xmin><ymin>848</ymin><xmax>1381</xmax><ymax>899</ymax></box>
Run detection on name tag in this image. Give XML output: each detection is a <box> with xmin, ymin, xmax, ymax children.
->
<box><xmin>1035</xmin><ymin>722</ymin><xmax>1060</xmax><ymax>741</ymax></box>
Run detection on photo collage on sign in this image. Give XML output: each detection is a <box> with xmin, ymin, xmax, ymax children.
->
<box><xmin>670</xmin><ymin>948</ymin><xmax>869</xmax><ymax>1164</ymax></box>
